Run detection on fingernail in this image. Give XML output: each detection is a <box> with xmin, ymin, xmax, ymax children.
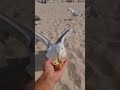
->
<box><xmin>64</xmin><ymin>60</ymin><xmax>67</xmax><ymax>63</ymax></box>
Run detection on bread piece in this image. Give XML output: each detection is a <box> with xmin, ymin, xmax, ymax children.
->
<box><xmin>52</xmin><ymin>58</ymin><xmax>65</xmax><ymax>71</ymax></box>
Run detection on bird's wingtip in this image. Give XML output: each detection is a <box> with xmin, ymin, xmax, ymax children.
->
<box><xmin>69</xmin><ymin>28</ymin><xmax>74</xmax><ymax>32</ymax></box>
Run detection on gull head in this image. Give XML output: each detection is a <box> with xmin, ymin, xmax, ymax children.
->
<box><xmin>46</xmin><ymin>42</ymin><xmax>67</xmax><ymax>64</ymax></box>
<box><xmin>56</xmin><ymin>43</ymin><xmax>65</xmax><ymax>53</ymax></box>
<box><xmin>56</xmin><ymin>43</ymin><xmax>67</xmax><ymax>61</ymax></box>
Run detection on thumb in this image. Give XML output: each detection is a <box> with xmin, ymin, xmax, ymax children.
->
<box><xmin>43</xmin><ymin>60</ymin><xmax>53</xmax><ymax>70</ymax></box>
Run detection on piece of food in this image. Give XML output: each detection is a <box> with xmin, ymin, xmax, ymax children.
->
<box><xmin>52</xmin><ymin>58</ymin><xmax>66</xmax><ymax>71</ymax></box>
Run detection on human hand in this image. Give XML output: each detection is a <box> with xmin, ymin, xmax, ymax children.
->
<box><xmin>35</xmin><ymin>59</ymin><xmax>67</xmax><ymax>90</ymax></box>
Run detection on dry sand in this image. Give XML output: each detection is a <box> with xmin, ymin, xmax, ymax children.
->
<box><xmin>35</xmin><ymin>2</ymin><xmax>85</xmax><ymax>90</ymax></box>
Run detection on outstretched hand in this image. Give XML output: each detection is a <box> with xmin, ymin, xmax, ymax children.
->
<box><xmin>35</xmin><ymin>59</ymin><xmax>68</xmax><ymax>90</ymax></box>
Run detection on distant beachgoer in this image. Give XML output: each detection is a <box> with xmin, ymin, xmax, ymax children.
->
<box><xmin>38</xmin><ymin>0</ymin><xmax>46</xmax><ymax>4</ymax></box>
<box><xmin>43</xmin><ymin>0</ymin><xmax>47</xmax><ymax>3</ymax></box>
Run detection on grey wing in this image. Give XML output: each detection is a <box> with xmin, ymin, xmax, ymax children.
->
<box><xmin>35</xmin><ymin>32</ymin><xmax>52</xmax><ymax>47</ymax></box>
<box><xmin>55</xmin><ymin>29</ymin><xmax>73</xmax><ymax>44</ymax></box>
<box><xmin>73</xmin><ymin>12</ymin><xmax>79</xmax><ymax>16</ymax></box>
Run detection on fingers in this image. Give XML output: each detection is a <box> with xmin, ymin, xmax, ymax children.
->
<box><xmin>62</xmin><ymin>59</ymin><xmax>68</xmax><ymax>69</ymax></box>
<box><xmin>44</xmin><ymin>60</ymin><xmax>53</xmax><ymax>68</ymax></box>
<box><xmin>43</xmin><ymin>59</ymin><xmax>68</xmax><ymax>72</ymax></box>
<box><xmin>56</xmin><ymin>60</ymin><xmax>68</xmax><ymax>73</ymax></box>
<box><xmin>43</xmin><ymin>59</ymin><xmax>54</xmax><ymax>72</ymax></box>
<box><xmin>45</xmin><ymin>59</ymin><xmax>53</xmax><ymax>64</ymax></box>
<box><xmin>43</xmin><ymin>60</ymin><xmax>51</xmax><ymax>69</ymax></box>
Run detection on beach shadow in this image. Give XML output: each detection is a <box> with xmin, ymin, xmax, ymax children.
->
<box><xmin>63</xmin><ymin>18</ymin><xmax>73</xmax><ymax>21</ymax></box>
<box><xmin>35</xmin><ymin>50</ymin><xmax>48</xmax><ymax>71</ymax></box>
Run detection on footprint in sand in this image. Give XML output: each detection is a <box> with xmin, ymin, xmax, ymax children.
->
<box><xmin>68</xmin><ymin>62</ymin><xmax>77</xmax><ymax>78</ymax></box>
<box><xmin>74</xmin><ymin>75</ymin><xmax>81</xmax><ymax>88</ymax></box>
<box><xmin>60</xmin><ymin>83</ymin><xmax>70</xmax><ymax>90</ymax></box>
<box><xmin>67</xmin><ymin>52</ymin><xmax>75</xmax><ymax>60</ymax></box>
<box><xmin>68</xmin><ymin>62</ymin><xmax>81</xmax><ymax>88</ymax></box>
<box><xmin>73</xmin><ymin>48</ymin><xmax>83</xmax><ymax>59</ymax></box>
<box><xmin>48</xmin><ymin>32</ymin><xmax>54</xmax><ymax>39</ymax></box>
<box><xmin>58</xmin><ymin>80</ymin><xmax>70</xmax><ymax>90</ymax></box>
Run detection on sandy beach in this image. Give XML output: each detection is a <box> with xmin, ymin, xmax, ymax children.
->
<box><xmin>35</xmin><ymin>1</ymin><xmax>85</xmax><ymax>90</ymax></box>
